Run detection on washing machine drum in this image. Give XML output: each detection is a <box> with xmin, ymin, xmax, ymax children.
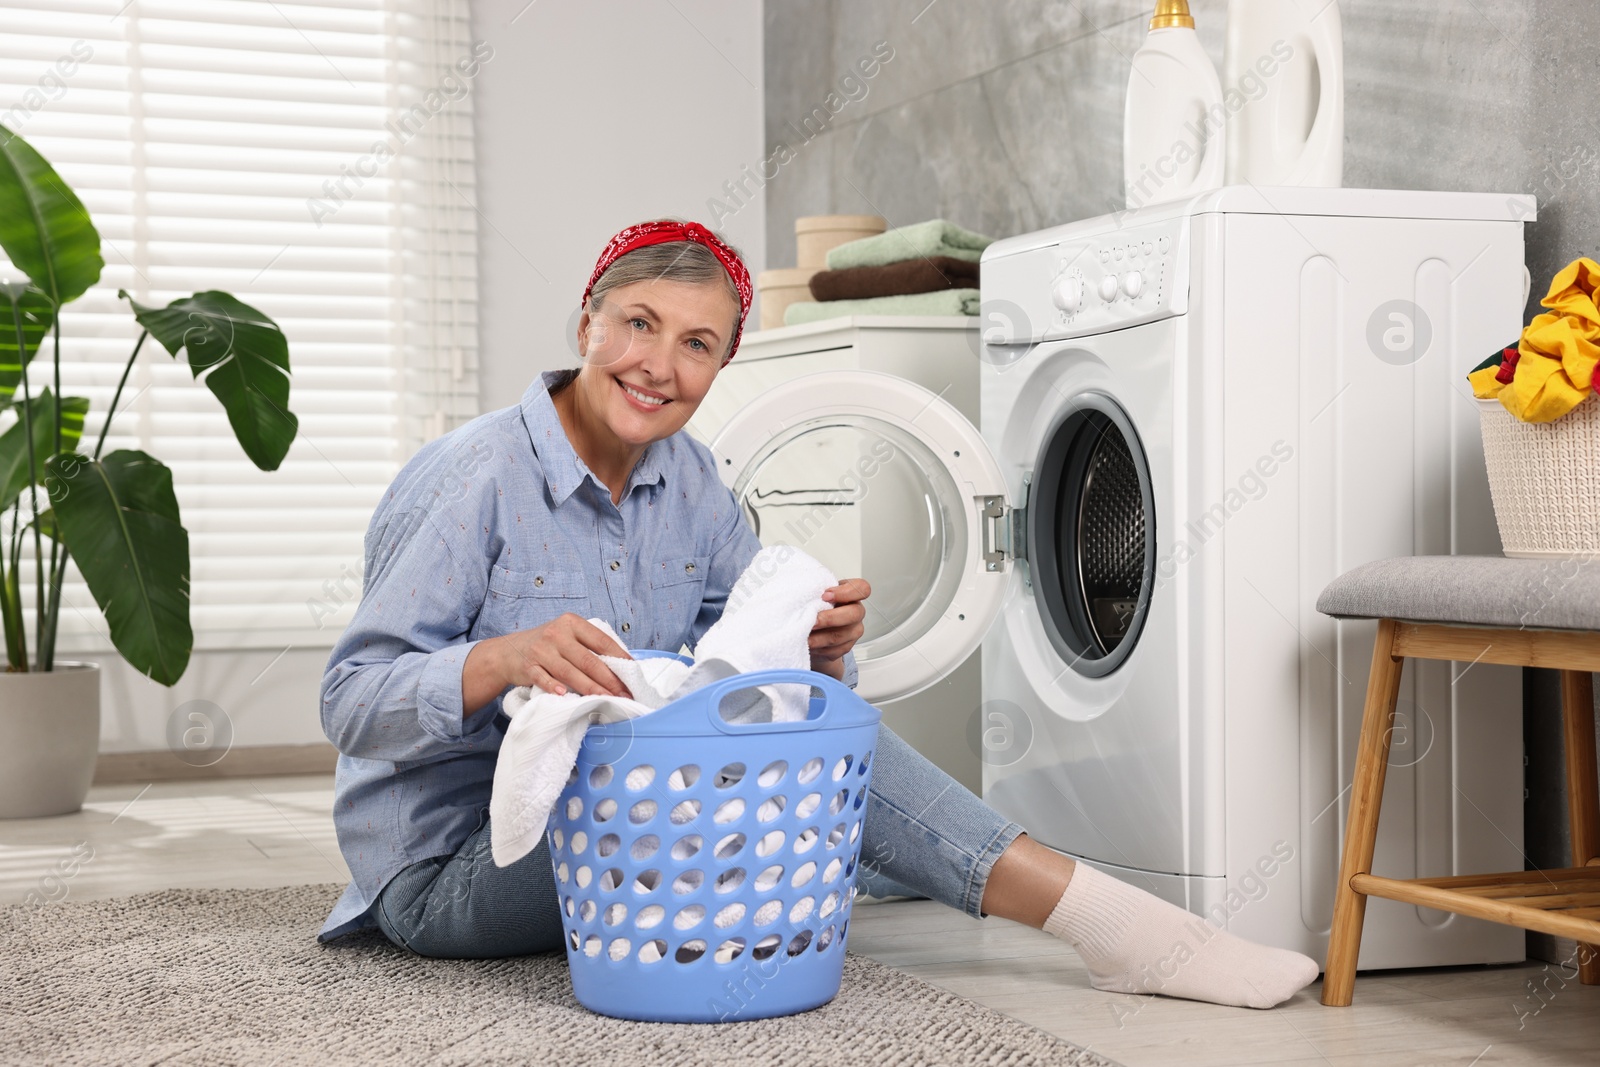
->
<box><xmin>1030</xmin><ymin>396</ymin><xmax>1156</xmax><ymax>677</ymax></box>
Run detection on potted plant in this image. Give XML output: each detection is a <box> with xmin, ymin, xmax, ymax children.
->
<box><xmin>0</xmin><ymin>123</ymin><xmax>298</xmax><ymax>817</ymax></box>
<box><xmin>1468</xmin><ymin>256</ymin><xmax>1600</xmax><ymax>558</ymax></box>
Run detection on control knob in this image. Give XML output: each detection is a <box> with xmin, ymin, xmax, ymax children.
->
<box><xmin>1051</xmin><ymin>274</ymin><xmax>1084</xmax><ymax>313</ymax></box>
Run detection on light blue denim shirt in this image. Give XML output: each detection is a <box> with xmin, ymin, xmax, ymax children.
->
<box><xmin>318</xmin><ymin>371</ymin><xmax>853</xmax><ymax>940</ymax></box>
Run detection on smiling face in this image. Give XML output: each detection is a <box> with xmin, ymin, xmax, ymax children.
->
<box><xmin>572</xmin><ymin>276</ymin><xmax>740</xmax><ymax>449</ymax></box>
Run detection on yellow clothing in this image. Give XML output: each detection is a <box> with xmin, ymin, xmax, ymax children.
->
<box><xmin>1470</xmin><ymin>257</ymin><xmax>1600</xmax><ymax>422</ymax></box>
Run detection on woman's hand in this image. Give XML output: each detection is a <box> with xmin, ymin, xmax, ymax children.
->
<box><xmin>462</xmin><ymin>614</ymin><xmax>633</xmax><ymax>714</ymax></box>
<box><xmin>810</xmin><ymin>578</ymin><xmax>871</xmax><ymax>681</ymax></box>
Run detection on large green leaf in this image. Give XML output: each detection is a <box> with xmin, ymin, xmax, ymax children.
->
<box><xmin>46</xmin><ymin>449</ymin><xmax>191</xmax><ymax>685</ymax></box>
<box><xmin>0</xmin><ymin>389</ymin><xmax>88</xmax><ymax>512</ymax></box>
<box><xmin>0</xmin><ymin>124</ymin><xmax>102</xmax><ymax>307</ymax></box>
<box><xmin>123</xmin><ymin>290</ymin><xmax>297</xmax><ymax>471</ymax></box>
<box><xmin>0</xmin><ymin>282</ymin><xmax>55</xmax><ymax>407</ymax></box>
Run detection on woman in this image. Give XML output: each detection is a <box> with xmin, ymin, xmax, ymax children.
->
<box><xmin>318</xmin><ymin>219</ymin><xmax>1318</xmax><ymax>1009</ymax></box>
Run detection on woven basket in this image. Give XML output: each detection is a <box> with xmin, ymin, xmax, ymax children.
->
<box><xmin>1477</xmin><ymin>395</ymin><xmax>1600</xmax><ymax>558</ymax></box>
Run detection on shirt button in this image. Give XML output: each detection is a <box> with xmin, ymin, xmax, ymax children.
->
<box><xmin>609</xmin><ymin>560</ymin><xmax>620</xmax><ymax>571</ymax></box>
<box><xmin>684</xmin><ymin>563</ymin><xmax>696</xmax><ymax>574</ymax></box>
<box><xmin>620</xmin><ymin>622</ymin><xmax>631</xmax><ymax>633</ymax></box>
<box><xmin>533</xmin><ymin>576</ymin><xmax>544</xmax><ymax>587</ymax></box>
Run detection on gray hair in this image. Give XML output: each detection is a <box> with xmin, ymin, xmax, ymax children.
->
<box><xmin>585</xmin><ymin>235</ymin><xmax>744</xmax><ymax>355</ymax></box>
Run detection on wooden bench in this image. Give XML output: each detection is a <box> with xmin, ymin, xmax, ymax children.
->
<box><xmin>1315</xmin><ymin>556</ymin><xmax>1600</xmax><ymax>1006</ymax></box>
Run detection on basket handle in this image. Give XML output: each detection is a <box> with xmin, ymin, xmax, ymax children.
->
<box><xmin>692</xmin><ymin>669</ymin><xmax>858</xmax><ymax>736</ymax></box>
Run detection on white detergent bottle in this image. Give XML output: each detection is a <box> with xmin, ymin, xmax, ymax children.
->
<box><xmin>1223</xmin><ymin>0</ymin><xmax>1344</xmax><ymax>186</ymax></box>
<box><xmin>1122</xmin><ymin>0</ymin><xmax>1226</xmax><ymax>211</ymax></box>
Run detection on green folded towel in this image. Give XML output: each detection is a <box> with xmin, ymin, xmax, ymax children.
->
<box><xmin>782</xmin><ymin>289</ymin><xmax>982</xmax><ymax>326</ymax></box>
<box><xmin>825</xmin><ymin>219</ymin><xmax>994</xmax><ymax>270</ymax></box>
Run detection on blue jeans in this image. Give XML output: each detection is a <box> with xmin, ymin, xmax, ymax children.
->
<box><xmin>372</xmin><ymin>724</ymin><xmax>1024</xmax><ymax>958</ymax></box>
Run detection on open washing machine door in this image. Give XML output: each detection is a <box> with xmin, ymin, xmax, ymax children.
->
<box><xmin>710</xmin><ymin>370</ymin><xmax>1013</xmax><ymax>704</ymax></box>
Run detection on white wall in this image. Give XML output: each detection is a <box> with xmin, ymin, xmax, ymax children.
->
<box><xmin>87</xmin><ymin>648</ymin><xmax>331</xmax><ymax>756</ymax></box>
<box><xmin>470</xmin><ymin>0</ymin><xmax>767</xmax><ymax>411</ymax></box>
<box><xmin>92</xmin><ymin>0</ymin><xmax>766</xmax><ymax>755</ymax></box>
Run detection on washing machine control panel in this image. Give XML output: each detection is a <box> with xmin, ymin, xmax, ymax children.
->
<box><xmin>981</xmin><ymin>215</ymin><xmax>1190</xmax><ymax>345</ymax></box>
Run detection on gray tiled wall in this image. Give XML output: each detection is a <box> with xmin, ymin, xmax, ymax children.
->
<box><xmin>762</xmin><ymin>0</ymin><xmax>1600</xmax><ymax>324</ymax></box>
<box><xmin>763</xmin><ymin>0</ymin><xmax>1600</xmax><ymax>949</ymax></box>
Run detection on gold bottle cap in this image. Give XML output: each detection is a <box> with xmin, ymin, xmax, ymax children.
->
<box><xmin>1150</xmin><ymin>0</ymin><xmax>1195</xmax><ymax>30</ymax></box>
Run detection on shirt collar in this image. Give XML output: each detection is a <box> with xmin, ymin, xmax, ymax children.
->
<box><xmin>520</xmin><ymin>371</ymin><xmax>668</xmax><ymax>506</ymax></box>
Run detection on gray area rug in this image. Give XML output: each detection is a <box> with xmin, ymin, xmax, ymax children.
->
<box><xmin>2</xmin><ymin>883</ymin><xmax>1119</xmax><ymax>1066</ymax></box>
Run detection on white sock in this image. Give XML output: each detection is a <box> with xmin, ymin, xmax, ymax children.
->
<box><xmin>1042</xmin><ymin>863</ymin><xmax>1320</xmax><ymax>1008</ymax></box>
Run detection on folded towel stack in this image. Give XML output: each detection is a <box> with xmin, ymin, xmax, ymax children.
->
<box><xmin>809</xmin><ymin>256</ymin><xmax>978</xmax><ymax>301</ymax></box>
<box><xmin>822</xmin><ymin>218</ymin><xmax>992</xmax><ymax>271</ymax></box>
<box><xmin>783</xmin><ymin>289</ymin><xmax>983</xmax><ymax>325</ymax></box>
<box><xmin>784</xmin><ymin>218</ymin><xmax>993</xmax><ymax>327</ymax></box>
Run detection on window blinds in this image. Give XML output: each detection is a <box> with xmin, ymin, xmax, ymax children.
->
<box><xmin>0</xmin><ymin>0</ymin><xmax>480</xmax><ymax>651</ymax></box>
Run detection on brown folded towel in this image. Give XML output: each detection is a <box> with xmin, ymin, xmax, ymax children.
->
<box><xmin>809</xmin><ymin>256</ymin><xmax>980</xmax><ymax>302</ymax></box>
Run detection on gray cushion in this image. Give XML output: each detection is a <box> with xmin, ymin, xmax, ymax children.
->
<box><xmin>1317</xmin><ymin>555</ymin><xmax>1600</xmax><ymax>630</ymax></box>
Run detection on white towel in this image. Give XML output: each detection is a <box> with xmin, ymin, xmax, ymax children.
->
<box><xmin>488</xmin><ymin>545</ymin><xmax>838</xmax><ymax>868</ymax></box>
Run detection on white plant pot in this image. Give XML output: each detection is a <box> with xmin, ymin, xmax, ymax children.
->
<box><xmin>0</xmin><ymin>662</ymin><xmax>100</xmax><ymax>818</ymax></box>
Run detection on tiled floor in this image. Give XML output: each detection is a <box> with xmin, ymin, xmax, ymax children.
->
<box><xmin>3</xmin><ymin>775</ymin><xmax>1596</xmax><ymax>1066</ymax></box>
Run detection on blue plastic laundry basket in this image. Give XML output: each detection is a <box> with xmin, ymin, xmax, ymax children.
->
<box><xmin>547</xmin><ymin>654</ymin><xmax>882</xmax><ymax>1023</ymax></box>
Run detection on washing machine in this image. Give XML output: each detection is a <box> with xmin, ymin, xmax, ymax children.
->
<box><xmin>711</xmin><ymin>187</ymin><xmax>1535</xmax><ymax>969</ymax></box>
<box><xmin>687</xmin><ymin>315</ymin><xmax>984</xmax><ymax>793</ymax></box>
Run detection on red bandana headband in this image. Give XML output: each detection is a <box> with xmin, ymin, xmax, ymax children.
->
<box><xmin>582</xmin><ymin>220</ymin><xmax>754</xmax><ymax>365</ymax></box>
